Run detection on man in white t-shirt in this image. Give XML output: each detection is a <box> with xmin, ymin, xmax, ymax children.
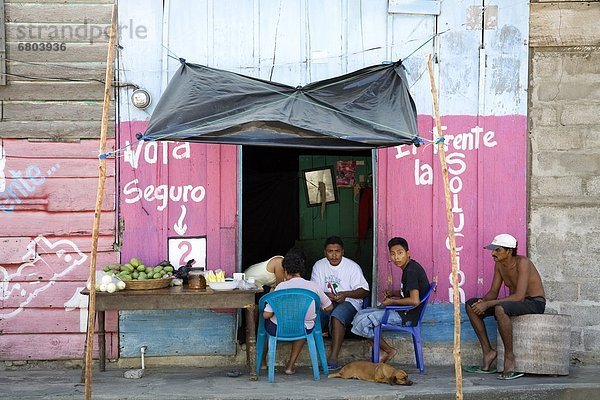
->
<box><xmin>310</xmin><ymin>236</ymin><xmax>369</xmax><ymax>370</ymax></box>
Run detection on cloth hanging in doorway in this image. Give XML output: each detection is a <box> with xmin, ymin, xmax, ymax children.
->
<box><xmin>358</xmin><ymin>187</ymin><xmax>373</xmax><ymax>240</ymax></box>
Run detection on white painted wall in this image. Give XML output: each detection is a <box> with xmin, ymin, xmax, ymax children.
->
<box><xmin>118</xmin><ymin>0</ymin><xmax>527</xmax><ymax>122</ymax></box>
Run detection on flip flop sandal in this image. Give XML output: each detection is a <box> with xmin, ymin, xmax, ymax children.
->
<box><xmin>464</xmin><ymin>365</ymin><xmax>497</xmax><ymax>374</ymax></box>
<box><xmin>327</xmin><ymin>362</ymin><xmax>342</xmax><ymax>371</ymax></box>
<box><xmin>497</xmin><ymin>371</ymin><xmax>525</xmax><ymax>380</ymax></box>
<box><xmin>226</xmin><ymin>370</ymin><xmax>242</xmax><ymax>378</ymax></box>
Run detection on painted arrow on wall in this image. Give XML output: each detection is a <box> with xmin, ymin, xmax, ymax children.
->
<box><xmin>173</xmin><ymin>204</ymin><xmax>188</xmax><ymax>235</ymax></box>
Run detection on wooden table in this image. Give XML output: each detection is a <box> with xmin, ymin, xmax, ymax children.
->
<box><xmin>82</xmin><ymin>285</ymin><xmax>262</xmax><ymax>379</ymax></box>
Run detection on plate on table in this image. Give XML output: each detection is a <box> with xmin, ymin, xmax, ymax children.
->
<box><xmin>207</xmin><ymin>280</ymin><xmax>237</xmax><ymax>291</ymax></box>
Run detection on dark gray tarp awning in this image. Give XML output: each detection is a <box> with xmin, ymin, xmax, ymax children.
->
<box><xmin>143</xmin><ymin>60</ymin><xmax>419</xmax><ymax>149</ymax></box>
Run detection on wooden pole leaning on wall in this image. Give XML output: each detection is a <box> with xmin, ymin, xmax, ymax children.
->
<box><xmin>84</xmin><ymin>4</ymin><xmax>117</xmax><ymax>400</ymax></box>
<box><xmin>426</xmin><ymin>54</ymin><xmax>463</xmax><ymax>400</ymax></box>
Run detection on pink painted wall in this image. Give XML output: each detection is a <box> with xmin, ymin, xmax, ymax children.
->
<box><xmin>118</xmin><ymin>115</ymin><xmax>527</xmax><ymax>306</ymax></box>
<box><xmin>0</xmin><ymin>139</ymin><xmax>119</xmax><ymax>360</ymax></box>
<box><xmin>0</xmin><ymin>112</ymin><xmax>526</xmax><ymax>361</ymax></box>
<box><xmin>118</xmin><ymin>122</ymin><xmax>238</xmax><ymax>274</ymax></box>
<box><xmin>376</xmin><ymin>115</ymin><xmax>527</xmax><ymax>304</ymax></box>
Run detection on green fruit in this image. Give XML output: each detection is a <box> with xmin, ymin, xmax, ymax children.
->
<box><xmin>145</xmin><ymin>267</ymin><xmax>153</xmax><ymax>274</ymax></box>
<box><xmin>138</xmin><ymin>275</ymin><xmax>147</xmax><ymax>281</ymax></box>
<box><xmin>136</xmin><ymin>265</ymin><xmax>146</xmax><ymax>272</ymax></box>
<box><xmin>152</xmin><ymin>272</ymin><xmax>162</xmax><ymax>279</ymax></box>
<box><xmin>130</xmin><ymin>258</ymin><xmax>140</xmax><ymax>267</ymax></box>
<box><xmin>103</xmin><ymin>266</ymin><xmax>111</xmax><ymax>272</ymax></box>
<box><xmin>154</xmin><ymin>266</ymin><xmax>163</xmax><ymax>273</ymax></box>
<box><xmin>138</xmin><ymin>272</ymin><xmax>147</xmax><ymax>280</ymax></box>
<box><xmin>164</xmin><ymin>266</ymin><xmax>174</xmax><ymax>273</ymax></box>
<box><xmin>132</xmin><ymin>271</ymin><xmax>139</xmax><ymax>279</ymax></box>
<box><xmin>121</xmin><ymin>275</ymin><xmax>132</xmax><ymax>281</ymax></box>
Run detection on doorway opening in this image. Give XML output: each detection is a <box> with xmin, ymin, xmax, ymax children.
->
<box><xmin>241</xmin><ymin>146</ymin><xmax>375</xmax><ymax>284</ymax></box>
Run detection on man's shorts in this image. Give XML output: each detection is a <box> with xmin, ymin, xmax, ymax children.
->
<box><xmin>466</xmin><ymin>296</ymin><xmax>546</xmax><ymax>318</ymax></box>
<box><xmin>320</xmin><ymin>301</ymin><xmax>358</xmax><ymax>330</ymax></box>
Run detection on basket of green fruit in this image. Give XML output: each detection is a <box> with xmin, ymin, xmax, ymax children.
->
<box><xmin>104</xmin><ymin>258</ymin><xmax>175</xmax><ymax>290</ymax></box>
<box><xmin>125</xmin><ymin>276</ymin><xmax>173</xmax><ymax>290</ymax></box>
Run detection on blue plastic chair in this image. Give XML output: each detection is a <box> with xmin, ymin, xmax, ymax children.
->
<box><xmin>372</xmin><ymin>282</ymin><xmax>436</xmax><ymax>373</ymax></box>
<box><xmin>256</xmin><ymin>288</ymin><xmax>329</xmax><ymax>382</ymax></box>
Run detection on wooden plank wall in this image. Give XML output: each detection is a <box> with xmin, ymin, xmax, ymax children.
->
<box><xmin>0</xmin><ymin>0</ymin><xmax>119</xmax><ymax>361</ymax></box>
<box><xmin>0</xmin><ymin>138</ymin><xmax>120</xmax><ymax>360</ymax></box>
<box><xmin>376</xmin><ymin>0</ymin><xmax>529</xmax><ymax>306</ymax></box>
<box><xmin>0</xmin><ymin>0</ymin><xmax>115</xmax><ymax>140</ymax></box>
<box><xmin>119</xmin><ymin>310</ymin><xmax>236</xmax><ymax>357</ymax></box>
<box><xmin>116</xmin><ymin>121</ymin><xmax>240</xmax><ymax>358</ymax></box>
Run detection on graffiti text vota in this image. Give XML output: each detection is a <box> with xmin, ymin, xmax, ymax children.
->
<box><xmin>121</xmin><ymin>140</ymin><xmax>206</xmax><ymax>211</ymax></box>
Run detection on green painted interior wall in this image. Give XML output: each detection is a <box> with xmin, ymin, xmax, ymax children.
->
<box><xmin>297</xmin><ymin>154</ymin><xmax>373</xmax><ymax>283</ymax></box>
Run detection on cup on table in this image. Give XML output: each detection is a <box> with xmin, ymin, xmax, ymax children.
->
<box><xmin>233</xmin><ymin>272</ymin><xmax>246</xmax><ymax>281</ymax></box>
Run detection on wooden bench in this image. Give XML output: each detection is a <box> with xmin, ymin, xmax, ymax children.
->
<box><xmin>497</xmin><ymin>313</ymin><xmax>571</xmax><ymax>375</ymax></box>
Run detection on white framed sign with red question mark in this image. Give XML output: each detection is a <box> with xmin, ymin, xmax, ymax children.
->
<box><xmin>167</xmin><ymin>236</ymin><xmax>207</xmax><ymax>270</ymax></box>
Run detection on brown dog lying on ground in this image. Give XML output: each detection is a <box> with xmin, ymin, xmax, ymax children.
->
<box><xmin>328</xmin><ymin>361</ymin><xmax>413</xmax><ymax>385</ymax></box>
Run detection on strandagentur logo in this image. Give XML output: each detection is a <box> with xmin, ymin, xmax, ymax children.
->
<box><xmin>15</xmin><ymin>19</ymin><xmax>148</xmax><ymax>44</ymax></box>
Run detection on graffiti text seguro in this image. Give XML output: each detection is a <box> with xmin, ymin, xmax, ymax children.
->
<box><xmin>122</xmin><ymin>179</ymin><xmax>205</xmax><ymax>211</ymax></box>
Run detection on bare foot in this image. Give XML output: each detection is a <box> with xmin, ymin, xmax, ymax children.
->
<box><xmin>483</xmin><ymin>349</ymin><xmax>497</xmax><ymax>371</ymax></box>
<box><xmin>386</xmin><ymin>348</ymin><xmax>397</xmax><ymax>363</ymax></box>
<box><xmin>503</xmin><ymin>352</ymin><xmax>516</xmax><ymax>373</ymax></box>
<box><xmin>284</xmin><ymin>369</ymin><xmax>296</xmax><ymax>375</ymax></box>
<box><xmin>380</xmin><ymin>349</ymin><xmax>397</xmax><ymax>364</ymax></box>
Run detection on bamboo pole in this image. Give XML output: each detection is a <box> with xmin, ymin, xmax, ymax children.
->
<box><xmin>426</xmin><ymin>54</ymin><xmax>463</xmax><ymax>400</ymax></box>
<box><xmin>84</xmin><ymin>5</ymin><xmax>117</xmax><ymax>400</ymax></box>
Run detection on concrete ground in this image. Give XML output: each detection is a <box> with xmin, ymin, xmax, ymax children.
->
<box><xmin>2</xmin><ymin>362</ymin><xmax>599</xmax><ymax>400</ymax></box>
